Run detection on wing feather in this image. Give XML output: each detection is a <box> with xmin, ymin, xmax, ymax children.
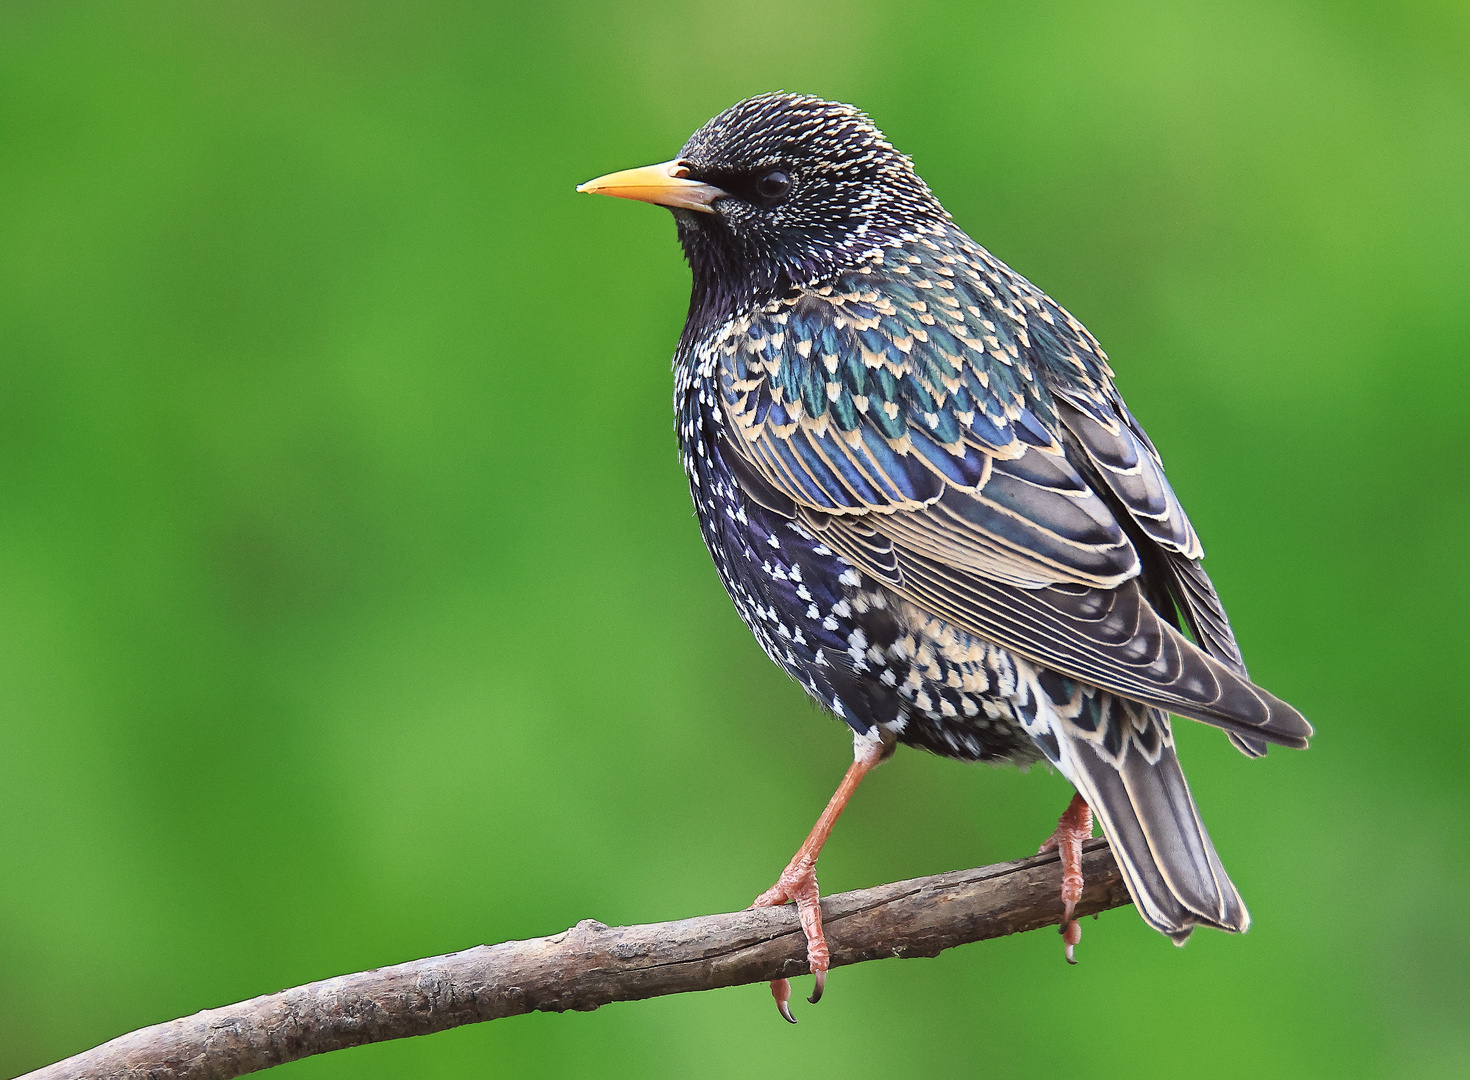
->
<box><xmin>709</xmin><ymin>240</ymin><xmax>1309</xmax><ymax>749</ymax></box>
<box><xmin>809</xmin><ymin>516</ymin><xmax>1310</xmax><ymax>747</ymax></box>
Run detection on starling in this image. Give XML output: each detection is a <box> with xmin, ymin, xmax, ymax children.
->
<box><xmin>578</xmin><ymin>93</ymin><xmax>1311</xmax><ymax>1021</ymax></box>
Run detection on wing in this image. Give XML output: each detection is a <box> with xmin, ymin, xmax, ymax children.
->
<box><xmin>717</xmin><ymin>249</ymin><xmax>1138</xmax><ymax>588</ymax></box>
<box><xmin>712</xmin><ymin>237</ymin><xmax>1310</xmax><ymax>749</ymax></box>
<box><xmin>1057</xmin><ymin>393</ymin><xmax>1268</xmax><ymax>755</ymax></box>
<box><xmin>812</xmin><ymin>522</ymin><xmax>1307</xmax><ymax>747</ymax></box>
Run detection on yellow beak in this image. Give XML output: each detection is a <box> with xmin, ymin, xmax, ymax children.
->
<box><xmin>576</xmin><ymin>159</ymin><xmax>727</xmax><ymax>214</ymax></box>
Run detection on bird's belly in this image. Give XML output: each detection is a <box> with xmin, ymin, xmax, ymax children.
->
<box><xmin>688</xmin><ymin>439</ymin><xmax>1043</xmax><ymax>765</ymax></box>
<box><xmin>866</xmin><ymin>596</ymin><xmax>1047</xmax><ymax>765</ymax></box>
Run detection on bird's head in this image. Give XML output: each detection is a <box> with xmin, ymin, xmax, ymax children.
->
<box><xmin>579</xmin><ymin>93</ymin><xmax>950</xmax><ymax>328</ymax></box>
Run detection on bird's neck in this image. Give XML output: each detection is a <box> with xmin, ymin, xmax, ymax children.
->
<box><xmin>676</xmin><ymin>222</ymin><xmax>794</xmax><ymax>355</ymax></box>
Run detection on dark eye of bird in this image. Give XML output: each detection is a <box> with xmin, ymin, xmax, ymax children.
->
<box><xmin>754</xmin><ymin>169</ymin><xmax>791</xmax><ymax>202</ymax></box>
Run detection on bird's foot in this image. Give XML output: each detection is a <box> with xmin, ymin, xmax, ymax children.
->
<box><xmin>746</xmin><ymin>734</ymin><xmax>892</xmax><ymax>1021</ymax></box>
<box><xmin>752</xmin><ymin>854</ymin><xmax>829</xmax><ymax>1022</ymax></box>
<box><xmin>1038</xmin><ymin>792</ymin><xmax>1094</xmax><ymax>963</ymax></box>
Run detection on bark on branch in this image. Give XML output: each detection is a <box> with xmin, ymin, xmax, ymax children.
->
<box><xmin>18</xmin><ymin>839</ymin><xmax>1128</xmax><ymax>1080</ymax></box>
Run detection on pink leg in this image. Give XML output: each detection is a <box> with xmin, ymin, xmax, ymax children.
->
<box><xmin>1038</xmin><ymin>791</ymin><xmax>1094</xmax><ymax>964</ymax></box>
<box><xmin>752</xmin><ymin>734</ymin><xmax>892</xmax><ymax>1022</ymax></box>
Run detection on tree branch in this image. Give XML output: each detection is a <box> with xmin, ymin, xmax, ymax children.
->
<box><xmin>18</xmin><ymin>839</ymin><xmax>1128</xmax><ymax>1080</ymax></box>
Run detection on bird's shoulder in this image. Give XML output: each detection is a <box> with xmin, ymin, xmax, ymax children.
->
<box><xmin>703</xmin><ymin>227</ymin><xmax>1141</xmax><ymax>491</ymax></box>
<box><xmin>700</xmin><ymin>227</ymin><xmax>1204</xmax><ymax>581</ymax></box>
<box><xmin>702</xmin><ymin>227</ymin><xmax>1105</xmax><ymax>473</ymax></box>
<box><xmin>687</xmin><ymin>229</ymin><xmax>1307</xmax><ymax>750</ymax></box>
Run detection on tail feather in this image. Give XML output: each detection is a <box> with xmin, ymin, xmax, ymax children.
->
<box><xmin>1055</xmin><ymin>705</ymin><xmax>1249</xmax><ymax>942</ymax></box>
<box><xmin>1226</xmin><ymin>731</ymin><xmax>1269</xmax><ymax>758</ymax></box>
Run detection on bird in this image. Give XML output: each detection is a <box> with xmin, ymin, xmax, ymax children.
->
<box><xmin>577</xmin><ymin>93</ymin><xmax>1311</xmax><ymax>1022</ymax></box>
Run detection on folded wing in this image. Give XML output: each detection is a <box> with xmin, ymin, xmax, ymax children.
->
<box><xmin>712</xmin><ymin>246</ymin><xmax>1310</xmax><ymax>749</ymax></box>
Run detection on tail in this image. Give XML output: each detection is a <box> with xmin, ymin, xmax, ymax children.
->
<box><xmin>1052</xmin><ymin>700</ymin><xmax>1248</xmax><ymax>942</ymax></box>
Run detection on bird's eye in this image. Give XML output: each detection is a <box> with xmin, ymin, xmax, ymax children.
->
<box><xmin>755</xmin><ymin>170</ymin><xmax>791</xmax><ymax>201</ymax></box>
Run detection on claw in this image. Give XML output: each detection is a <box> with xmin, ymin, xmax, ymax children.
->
<box><xmin>808</xmin><ymin>967</ymin><xmax>826</xmax><ymax>1004</ymax></box>
<box><xmin>772</xmin><ymin>978</ymin><xmax>797</xmax><ymax>1023</ymax></box>
<box><xmin>1061</xmin><ymin>917</ymin><xmax>1081</xmax><ymax>964</ymax></box>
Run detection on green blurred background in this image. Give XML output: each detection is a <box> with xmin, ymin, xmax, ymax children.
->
<box><xmin>2</xmin><ymin>2</ymin><xmax>1467</xmax><ymax>1077</ymax></box>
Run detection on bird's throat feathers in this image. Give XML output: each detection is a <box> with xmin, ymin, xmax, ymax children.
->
<box><xmin>675</xmin><ymin>210</ymin><xmax>788</xmax><ymax>343</ymax></box>
<box><xmin>674</xmin><ymin>211</ymin><xmax>945</xmax><ymax>352</ymax></box>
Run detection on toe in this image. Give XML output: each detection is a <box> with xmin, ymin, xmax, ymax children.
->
<box><xmin>772</xmin><ymin>979</ymin><xmax>797</xmax><ymax>1023</ymax></box>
